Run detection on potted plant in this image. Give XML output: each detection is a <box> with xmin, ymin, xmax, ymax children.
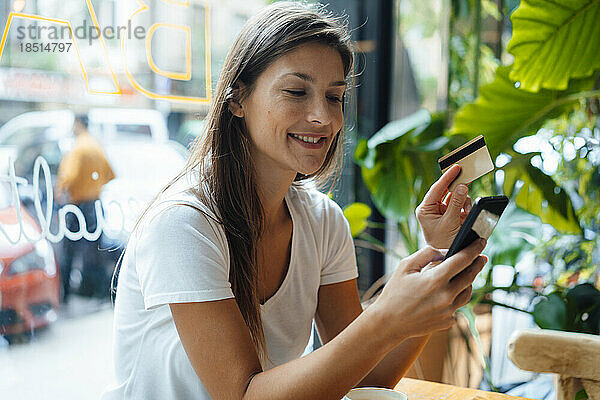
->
<box><xmin>347</xmin><ymin>0</ymin><xmax>600</xmax><ymax>394</ymax></box>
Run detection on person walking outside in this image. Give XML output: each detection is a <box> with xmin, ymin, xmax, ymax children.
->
<box><xmin>55</xmin><ymin>115</ymin><xmax>115</xmax><ymax>302</ymax></box>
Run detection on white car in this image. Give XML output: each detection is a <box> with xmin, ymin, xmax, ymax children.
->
<box><xmin>100</xmin><ymin>139</ymin><xmax>188</xmax><ymax>246</ymax></box>
<box><xmin>87</xmin><ymin>108</ymin><xmax>170</xmax><ymax>143</ymax></box>
<box><xmin>0</xmin><ymin>109</ymin><xmax>189</xmax><ymax>249</ymax></box>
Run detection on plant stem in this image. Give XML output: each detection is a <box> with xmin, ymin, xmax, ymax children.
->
<box><xmin>472</xmin><ymin>284</ymin><xmax>535</xmax><ymax>295</ymax></box>
<box><xmin>479</xmin><ymin>298</ymin><xmax>533</xmax><ymax>314</ymax></box>
<box><xmin>357</xmin><ymin>231</ymin><xmax>404</xmax><ymax>259</ymax></box>
<box><xmin>366</xmin><ymin>221</ymin><xmax>388</xmax><ymax>230</ymax></box>
<box><xmin>398</xmin><ymin>220</ymin><xmax>419</xmax><ymax>254</ymax></box>
<box><xmin>354</xmin><ymin>239</ymin><xmax>387</xmax><ymax>254</ymax></box>
<box><xmin>473</xmin><ymin>0</ymin><xmax>482</xmax><ymax>98</ymax></box>
<box><xmin>520</xmin><ymin>89</ymin><xmax>600</xmax><ymax>136</ymax></box>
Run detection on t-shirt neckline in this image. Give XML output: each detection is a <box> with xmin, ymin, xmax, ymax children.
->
<box><xmin>260</xmin><ymin>186</ymin><xmax>296</xmax><ymax>309</ymax></box>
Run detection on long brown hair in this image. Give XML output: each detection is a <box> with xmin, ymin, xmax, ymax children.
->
<box><xmin>113</xmin><ymin>1</ymin><xmax>354</xmax><ymax>363</ymax></box>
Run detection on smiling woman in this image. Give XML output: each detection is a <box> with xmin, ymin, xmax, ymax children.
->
<box><xmin>229</xmin><ymin>42</ymin><xmax>346</xmax><ymax>176</ymax></box>
<box><xmin>103</xmin><ymin>2</ymin><xmax>484</xmax><ymax>400</ymax></box>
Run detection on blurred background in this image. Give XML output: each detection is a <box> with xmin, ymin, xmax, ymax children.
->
<box><xmin>0</xmin><ymin>0</ymin><xmax>598</xmax><ymax>399</ymax></box>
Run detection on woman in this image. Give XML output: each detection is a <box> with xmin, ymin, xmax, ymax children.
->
<box><xmin>103</xmin><ymin>3</ymin><xmax>484</xmax><ymax>399</ymax></box>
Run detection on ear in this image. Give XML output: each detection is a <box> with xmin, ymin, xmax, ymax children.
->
<box><xmin>228</xmin><ymin>99</ymin><xmax>244</xmax><ymax>118</ymax></box>
<box><xmin>227</xmin><ymin>82</ymin><xmax>246</xmax><ymax>118</ymax></box>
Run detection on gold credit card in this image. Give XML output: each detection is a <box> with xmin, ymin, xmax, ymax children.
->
<box><xmin>438</xmin><ymin>135</ymin><xmax>494</xmax><ymax>191</ymax></box>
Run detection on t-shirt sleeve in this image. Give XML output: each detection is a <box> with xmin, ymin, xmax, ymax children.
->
<box><xmin>134</xmin><ymin>203</ymin><xmax>234</xmax><ymax>310</ymax></box>
<box><xmin>320</xmin><ymin>198</ymin><xmax>359</xmax><ymax>286</ymax></box>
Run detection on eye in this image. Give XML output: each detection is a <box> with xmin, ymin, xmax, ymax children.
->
<box><xmin>283</xmin><ymin>89</ymin><xmax>306</xmax><ymax>97</ymax></box>
<box><xmin>327</xmin><ymin>95</ymin><xmax>343</xmax><ymax>103</ymax></box>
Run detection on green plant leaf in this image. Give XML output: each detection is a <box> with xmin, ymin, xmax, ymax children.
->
<box><xmin>354</xmin><ymin>110</ymin><xmax>448</xmax><ymax>222</ymax></box>
<box><xmin>343</xmin><ymin>202</ymin><xmax>372</xmax><ymax>238</ymax></box>
<box><xmin>456</xmin><ymin>305</ymin><xmax>497</xmax><ymax>390</ymax></box>
<box><xmin>574</xmin><ymin>389</ymin><xmax>589</xmax><ymax>400</ymax></box>
<box><xmin>507</xmin><ymin>0</ymin><xmax>600</xmax><ymax>92</ymax></box>
<box><xmin>565</xmin><ymin>283</ymin><xmax>600</xmax><ymax>334</ymax></box>
<box><xmin>533</xmin><ymin>292</ymin><xmax>567</xmax><ymax>330</ymax></box>
<box><xmin>359</xmin><ymin>141</ymin><xmax>414</xmax><ymax>221</ymax></box>
<box><xmin>449</xmin><ymin>65</ymin><xmax>596</xmax><ymax>157</ymax></box>
<box><xmin>367</xmin><ymin>109</ymin><xmax>431</xmax><ymax>149</ymax></box>
<box><xmin>354</xmin><ymin>139</ymin><xmax>371</xmax><ymax>168</ymax></box>
<box><xmin>485</xmin><ymin>203</ymin><xmax>541</xmax><ymax>267</ymax></box>
<box><xmin>502</xmin><ymin>153</ymin><xmax>582</xmax><ymax>234</ymax></box>
<box><xmin>456</xmin><ymin>305</ymin><xmax>485</xmax><ymax>367</ymax></box>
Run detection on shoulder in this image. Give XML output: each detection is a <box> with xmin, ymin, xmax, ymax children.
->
<box><xmin>289</xmin><ymin>184</ymin><xmax>347</xmax><ymax>227</ymax></box>
<box><xmin>127</xmin><ymin>183</ymin><xmax>234</xmax><ymax>310</ymax></box>
<box><xmin>134</xmin><ymin>184</ymin><xmax>226</xmax><ymax>253</ymax></box>
<box><xmin>145</xmin><ymin>170</ymin><xmax>219</xmax><ymax>225</ymax></box>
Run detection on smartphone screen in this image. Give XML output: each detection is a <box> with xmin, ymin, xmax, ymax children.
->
<box><xmin>445</xmin><ymin>196</ymin><xmax>508</xmax><ymax>259</ymax></box>
<box><xmin>472</xmin><ymin>209</ymin><xmax>500</xmax><ymax>239</ymax></box>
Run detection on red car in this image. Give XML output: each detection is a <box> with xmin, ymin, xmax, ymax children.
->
<box><xmin>0</xmin><ymin>183</ymin><xmax>60</xmax><ymax>339</ymax></box>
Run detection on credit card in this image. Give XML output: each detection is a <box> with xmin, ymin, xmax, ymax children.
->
<box><xmin>438</xmin><ymin>135</ymin><xmax>494</xmax><ymax>191</ymax></box>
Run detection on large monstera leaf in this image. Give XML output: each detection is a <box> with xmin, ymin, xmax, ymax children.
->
<box><xmin>502</xmin><ymin>153</ymin><xmax>582</xmax><ymax>234</ymax></box>
<box><xmin>507</xmin><ymin>0</ymin><xmax>600</xmax><ymax>92</ymax></box>
<box><xmin>449</xmin><ymin>65</ymin><xmax>596</xmax><ymax>157</ymax></box>
<box><xmin>354</xmin><ymin>110</ymin><xmax>448</xmax><ymax>222</ymax></box>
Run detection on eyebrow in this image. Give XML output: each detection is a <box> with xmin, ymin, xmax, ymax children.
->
<box><xmin>282</xmin><ymin>72</ymin><xmax>346</xmax><ymax>87</ymax></box>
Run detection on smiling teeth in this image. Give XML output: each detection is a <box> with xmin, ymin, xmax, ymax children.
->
<box><xmin>291</xmin><ymin>134</ymin><xmax>321</xmax><ymax>143</ymax></box>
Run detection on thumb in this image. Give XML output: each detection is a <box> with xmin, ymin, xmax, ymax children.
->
<box><xmin>403</xmin><ymin>246</ymin><xmax>445</xmax><ymax>273</ymax></box>
<box><xmin>447</xmin><ymin>184</ymin><xmax>469</xmax><ymax>215</ymax></box>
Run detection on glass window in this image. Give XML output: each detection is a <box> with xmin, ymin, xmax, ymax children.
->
<box><xmin>0</xmin><ymin>1</ymin><xmax>366</xmax><ymax>398</ymax></box>
<box><xmin>0</xmin><ymin>182</ymin><xmax>13</xmax><ymax>209</ymax></box>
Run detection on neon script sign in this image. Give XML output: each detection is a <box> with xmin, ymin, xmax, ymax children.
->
<box><xmin>1</xmin><ymin>156</ymin><xmax>129</xmax><ymax>245</ymax></box>
<box><xmin>0</xmin><ymin>0</ymin><xmax>212</xmax><ymax>103</ymax></box>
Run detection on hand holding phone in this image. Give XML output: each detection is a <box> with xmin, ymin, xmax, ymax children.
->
<box><xmin>445</xmin><ymin>195</ymin><xmax>508</xmax><ymax>259</ymax></box>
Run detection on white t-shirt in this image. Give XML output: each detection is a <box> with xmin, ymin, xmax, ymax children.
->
<box><xmin>102</xmin><ymin>176</ymin><xmax>358</xmax><ymax>399</ymax></box>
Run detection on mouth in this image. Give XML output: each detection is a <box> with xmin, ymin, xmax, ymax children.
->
<box><xmin>287</xmin><ymin>133</ymin><xmax>327</xmax><ymax>148</ymax></box>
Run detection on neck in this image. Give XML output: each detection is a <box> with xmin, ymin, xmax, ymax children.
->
<box><xmin>254</xmin><ymin>164</ymin><xmax>296</xmax><ymax>231</ymax></box>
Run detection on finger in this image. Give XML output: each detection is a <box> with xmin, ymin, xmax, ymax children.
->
<box><xmin>434</xmin><ymin>316</ymin><xmax>456</xmax><ymax>332</ymax></box>
<box><xmin>403</xmin><ymin>246</ymin><xmax>445</xmax><ymax>272</ymax></box>
<box><xmin>452</xmin><ymin>285</ymin><xmax>473</xmax><ymax>309</ymax></box>
<box><xmin>421</xmin><ymin>258</ymin><xmax>444</xmax><ymax>272</ymax></box>
<box><xmin>442</xmin><ymin>192</ymin><xmax>451</xmax><ymax>206</ymax></box>
<box><xmin>440</xmin><ymin>203</ymin><xmax>448</xmax><ymax>215</ymax></box>
<box><xmin>464</xmin><ymin>196</ymin><xmax>472</xmax><ymax>213</ymax></box>
<box><xmin>422</xmin><ymin>165</ymin><xmax>461</xmax><ymax>206</ymax></box>
<box><xmin>445</xmin><ymin>184</ymin><xmax>469</xmax><ymax>217</ymax></box>
<box><xmin>450</xmin><ymin>255</ymin><xmax>487</xmax><ymax>293</ymax></box>
<box><xmin>437</xmin><ymin>238</ymin><xmax>487</xmax><ymax>281</ymax></box>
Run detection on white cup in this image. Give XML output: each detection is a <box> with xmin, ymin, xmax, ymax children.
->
<box><xmin>344</xmin><ymin>387</ymin><xmax>408</xmax><ymax>400</ymax></box>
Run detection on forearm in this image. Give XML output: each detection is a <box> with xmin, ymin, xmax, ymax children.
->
<box><xmin>357</xmin><ymin>334</ymin><xmax>431</xmax><ymax>388</ymax></box>
<box><xmin>243</xmin><ymin>306</ymin><xmax>400</xmax><ymax>400</ymax></box>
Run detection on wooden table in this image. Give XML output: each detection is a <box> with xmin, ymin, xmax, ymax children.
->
<box><xmin>394</xmin><ymin>378</ymin><xmax>535</xmax><ymax>400</ymax></box>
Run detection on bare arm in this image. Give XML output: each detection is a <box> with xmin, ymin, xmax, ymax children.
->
<box><xmin>315</xmin><ymin>279</ymin><xmax>431</xmax><ymax>388</ymax></box>
<box><xmin>171</xmin><ymin>297</ymin><xmax>395</xmax><ymax>400</ymax></box>
<box><xmin>170</xmin><ymin>240</ymin><xmax>486</xmax><ymax>399</ymax></box>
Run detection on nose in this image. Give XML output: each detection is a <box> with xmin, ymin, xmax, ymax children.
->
<box><xmin>306</xmin><ymin>96</ymin><xmax>332</xmax><ymax>126</ymax></box>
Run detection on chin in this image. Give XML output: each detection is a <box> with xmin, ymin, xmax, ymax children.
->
<box><xmin>296</xmin><ymin>163</ymin><xmax>325</xmax><ymax>176</ymax></box>
<box><xmin>289</xmin><ymin>154</ymin><xmax>329</xmax><ymax>176</ymax></box>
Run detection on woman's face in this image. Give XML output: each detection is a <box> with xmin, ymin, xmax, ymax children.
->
<box><xmin>238</xmin><ymin>42</ymin><xmax>346</xmax><ymax>177</ymax></box>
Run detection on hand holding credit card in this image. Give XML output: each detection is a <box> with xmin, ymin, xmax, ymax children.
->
<box><xmin>438</xmin><ymin>135</ymin><xmax>494</xmax><ymax>191</ymax></box>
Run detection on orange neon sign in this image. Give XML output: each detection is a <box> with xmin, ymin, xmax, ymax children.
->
<box><xmin>0</xmin><ymin>0</ymin><xmax>212</xmax><ymax>104</ymax></box>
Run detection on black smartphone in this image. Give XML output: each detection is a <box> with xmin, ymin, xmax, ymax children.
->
<box><xmin>444</xmin><ymin>195</ymin><xmax>509</xmax><ymax>259</ymax></box>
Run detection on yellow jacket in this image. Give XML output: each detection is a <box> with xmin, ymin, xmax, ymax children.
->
<box><xmin>56</xmin><ymin>132</ymin><xmax>115</xmax><ymax>204</ymax></box>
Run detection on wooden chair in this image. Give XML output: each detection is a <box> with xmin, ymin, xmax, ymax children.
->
<box><xmin>507</xmin><ymin>329</ymin><xmax>600</xmax><ymax>400</ymax></box>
